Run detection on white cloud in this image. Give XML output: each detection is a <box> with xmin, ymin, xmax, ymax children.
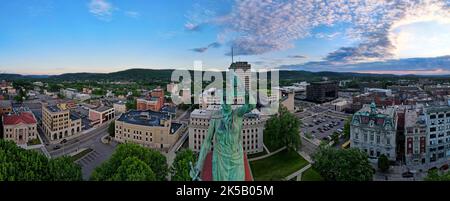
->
<box><xmin>203</xmin><ymin>0</ymin><xmax>449</xmax><ymax>64</ymax></box>
<box><xmin>88</xmin><ymin>0</ymin><xmax>114</xmax><ymax>21</ymax></box>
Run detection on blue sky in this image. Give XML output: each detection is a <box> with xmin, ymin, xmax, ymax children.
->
<box><xmin>0</xmin><ymin>0</ymin><xmax>449</xmax><ymax>75</ymax></box>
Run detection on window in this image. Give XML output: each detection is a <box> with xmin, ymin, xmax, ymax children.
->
<box><xmin>386</xmin><ymin>138</ymin><xmax>391</xmax><ymax>145</ymax></box>
<box><xmin>376</xmin><ymin>135</ymin><xmax>380</xmax><ymax>144</ymax></box>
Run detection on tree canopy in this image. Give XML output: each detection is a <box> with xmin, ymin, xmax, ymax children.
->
<box><xmin>0</xmin><ymin>139</ymin><xmax>82</xmax><ymax>181</ymax></box>
<box><xmin>90</xmin><ymin>143</ymin><xmax>168</xmax><ymax>181</ymax></box>
<box><xmin>425</xmin><ymin>169</ymin><xmax>450</xmax><ymax>181</ymax></box>
<box><xmin>263</xmin><ymin>105</ymin><xmax>301</xmax><ymax>151</ymax></box>
<box><xmin>112</xmin><ymin>157</ymin><xmax>156</xmax><ymax>181</ymax></box>
<box><xmin>343</xmin><ymin>116</ymin><xmax>352</xmax><ymax>140</ymax></box>
<box><xmin>170</xmin><ymin>149</ymin><xmax>197</xmax><ymax>181</ymax></box>
<box><xmin>313</xmin><ymin>147</ymin><xmax>374</xmax><ymax>181</ymax></box>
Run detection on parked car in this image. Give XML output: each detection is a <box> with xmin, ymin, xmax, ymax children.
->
<box><xmin>53</xmin><ymin>145</ymin><xmax>61</xmax><ymax>150</ymax></box>
<box><xmin>440</xmin><ymin>164</ymin><xmax>449</xmax><ymax>171</ymax></box>
<box><xmin>60</xmin><ymin>139</ymin><xmax>67</xmax><ymax>144</ymax></box>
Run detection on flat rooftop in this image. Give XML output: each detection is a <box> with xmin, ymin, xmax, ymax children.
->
<box><xmin>47</xmin><ymin>105</ymin><xmax>62</xmax><ymax>113</ymax></box>
<box><xmin>92</xmin><ymin>106</ymin><xmax>113</xmax><ymax>112</ymax></box>
<box><xmin>118</xmin><ymin>110</ymin><xmax>169</xmax><ymax>127</ymax></box>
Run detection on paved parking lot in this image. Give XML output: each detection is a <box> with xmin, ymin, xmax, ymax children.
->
<box><xmin>301</xmin><ymin>113</ymin><xmax>345</xmax><ymax>140</ymax></box>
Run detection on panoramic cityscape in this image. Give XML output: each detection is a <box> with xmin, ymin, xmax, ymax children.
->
<box><xmin>1</xmin><ymin>0</ymin><xmax>450</xmax><ymax>188</ymax></box>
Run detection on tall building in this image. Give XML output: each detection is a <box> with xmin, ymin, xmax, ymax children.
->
<box><xmin>2</xmin><ymin>112</ymin><xmax>38</xmax><ymax>145</ymax></box>
<box><xmin>404</xmin><ymin>108</ymin><xmax>427</xmax><ymax>166</ymax></box>
<box><xmin>115</xmin><ymin>110</ymin><xmax>185</xmax><ymax>150</ymax></box>
<box><xmin>423</xmin><ymin>105</ymin><xmax>450</xmax><ymax>166</ymax></box>
<box><xmin>137</xmin><ymin>87</ymin><xmax>165</xmax><ymax>112</ymax></box>
<box><xmin>42</xmin><ymin>104</ymin><xmax>82</xmax><ymax>141</ymax></box>
<box><xmin>229</xmin><ymin>61</ymin><xmax>251</xmax><ymax>92</ymax></box>
<box><xmin>189</xmin><ymin>106</ymin><xmax>265</xmax><ymax>154</ymax></box>
<box><xmin>306</xmin><ymin>81</ymin><xmax>338</xmax><ymax>103</ymax></box>
<box><xmin>350</xmin><ymin>103</ymin><xmax>397</xmax><ymax>161</ymax></box>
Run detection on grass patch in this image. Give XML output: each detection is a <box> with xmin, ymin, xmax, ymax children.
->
<box><xmin>301</xmin><ymin>168</ymin><xmax>324</xmax><ymax>181</ymax></box>
<box><xmin>27</xmin><ymin>138</ymin><xmax>41</xmax><ymax>146</ymax></box>
<box><xmin>250</xmin><ymin>150</ymin><xmax>308</xmax><ymax>181</ymax></box>
<box><xmin>71</xmin><ymin>148</ymin><xmax>93</xmax><ymax>161</ymax></box>
<box><xmin>248</xmin><ymin>149</ymin><xmax>268</xmax><ymax>159</ymax></box>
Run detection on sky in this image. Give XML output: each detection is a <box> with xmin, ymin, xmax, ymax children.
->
<box><xmin>0</xmin><ymin>0</ymin><xmax>449</xmax><ymax>75</ymax></box>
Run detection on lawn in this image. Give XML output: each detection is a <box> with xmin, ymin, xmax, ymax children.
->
<box><xmin>247</xmin><ymin>149</ymin><xmax>268</xmax><ymax>159</ymax></box>
<box><xmin>301</xmin><ymin>168</ymin><xmax>324</xmax><ymax>181</ymax></box>
<box><xmin>27</xmin><ymin>138</ymin><xmax>41</xmax><ymax>146</ymax></box>
<box><xmin>71</xmin><ymin>148</ymin><xmax>93</xmax><ymax>162</ymax></box>
<box><xmin>250</xmin><ymin>150</ymin><xmax>309</xmax><ymax>181</ymax></box>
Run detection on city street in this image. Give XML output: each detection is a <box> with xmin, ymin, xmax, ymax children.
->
<box><xmin>48</xmin><ymin>123</ymin><xmax>111</xmax><ymax>158</ymax></box>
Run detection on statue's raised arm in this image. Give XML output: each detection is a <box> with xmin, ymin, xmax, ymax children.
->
<box><xmin>236</xmin><ymin>90</ymin><xmax>256</xmax><ymax>117</ymax></box>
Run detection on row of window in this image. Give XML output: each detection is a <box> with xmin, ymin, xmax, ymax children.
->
<box><xmin>4</xmin><ymin>127</ymin><xmax>36</xmax><ymax>132</ymax></box>
<box><xmin>5</xmin><ymin>133</ymin><xmax>35</xmax><ymax>138</ymax></box>
<box><xmin>354</xmin><ymin>133</ymin><xmax>391</xmax><ymax>145</ymax></box>
<box><xmin>362</xmin><ymin>148</ymin><xmax>390</xmax><ymax>158</ymax></box>
<box><xmin>119</xmin><ymin>134</ymin><xmax>154</xmax><ymax>142</ymax></box>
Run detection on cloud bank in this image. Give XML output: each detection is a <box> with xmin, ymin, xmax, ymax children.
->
<box><xmin>204</xmin><ymin>0</ymin><xmax>449</xmax><ymax>64</ymax></box>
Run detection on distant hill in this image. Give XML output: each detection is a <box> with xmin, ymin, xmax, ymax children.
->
<box><xmin>2</xmin><ymin>68</ymin><xmax>449</xmax><ymax>83</ymax></box>
<box><xmin>48</xmin><ymin>69</ymin><xmax>174</xmax><ymax>82</ymax></box>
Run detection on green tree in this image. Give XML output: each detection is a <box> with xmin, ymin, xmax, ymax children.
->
<box><xmin>48</xmin><ymin>157</ymin><xmax>83</xmax><ymax>181</ymax></box>
<box><xmin>425</xmin><ymin>170</ymin><xmax>450</xmax><ymax>181</ymax></box>
<box><xmin>14</xmin><ymin>95</ymin><xmax>24</xmax><ymax>102</ymax></box>
<box><xmin>0</xmin><ymin>139</ymin><xmax>82</xmax><ymax>181</ymax></box>
<box><xmin>126</xmin><ymin>99</ymin><xmax>137</xmax><ymax>110</ymax></box>
<box><xmin>170</xmin><ymin>149</ymin><xmax>196</xmax><ymax>181</ymax></box>
<box><xmin>108</xmin><ymin>121</ymin><xmax>115</xmax><ymax>138</ymax></box>
<box><xmin>264</xmin><ymin>106</ymin><xmax>301</xmax><ymax>151</ymax></box>
<box><xmin>343</xmin><ymin>116</ymin><xmax>352</xmax><ymax>140</ymax></box>
<box><xmin>377</xmin><ymin>154</ymin><xmax>390</xmax><ymax>172</ymax></box>
<box><xmin>313</xmin><ymin>147</ymin><xmax>373</xmax><ymax>181</ymax></box>
<box><xmin>112</xmin><ymin>157</ymin><xmax>156</xmax><ymax>181</ymax></box>
<box><xmin>91</xmin><ymin>143</ymin><xmax>168</xmax><ymax>181</ymax></box>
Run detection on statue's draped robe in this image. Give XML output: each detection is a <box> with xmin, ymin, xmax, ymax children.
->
<box><xmin>196</xmin><ymin>103</ymin><xmax>254</xmax><ymax>181</ymax></box>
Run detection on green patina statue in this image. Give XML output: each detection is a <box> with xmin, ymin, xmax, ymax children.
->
<box><xmin>190</xmin><ymin>74</ymin><xmax>255</xmax><ymax>181</ymax></box>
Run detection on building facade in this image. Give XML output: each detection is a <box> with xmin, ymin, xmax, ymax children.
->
<box><xmin>189</xmin><ymin>106</ymin><xmax>265</xmax><ymax>154</ymax></box>
<box><xmin>89</xmin><ymin>106</ymin><xmax>115</xmax><ymax>125</ymax></box>
<box><xmin>42</xmin><ymin>104</ymin><xmax>82</xmax><ymax>141</ymax></box>
<box><xmin>2</xmin><ymin>112</ymin><xmax>38</xmax><ymax>145</ymax></box>
<box><xmin>306</xmin><ymin>81</ymin><xmax>338</xmax><ymax>103</ymax></box>
<box><xmin>229</xmin><ymin>61</ymin><xmax>252</xmax><ymax>92</ymax></box>
<box><xmin>350</xmin><ymin>103</ymin><xmax>397</xmax><ymax>161</ymax></box>
<box><xmin>115</xmin><ymin>110</ymin><xmax>185</xmax><ymax>150</ymax></box>
<box><xmin>404</xmin><ymin>108</ymin><xmax>427</xmax><ymax>166</ymax></box>
<box><xmin>113</xmin><ymin>102</ymin><xmax>127</xmax><ymax>115</ymax></box>
<box><xmin>423</xmin><ymin>105</ymin><xmax>450</xmax><ymax>166</ymax></box>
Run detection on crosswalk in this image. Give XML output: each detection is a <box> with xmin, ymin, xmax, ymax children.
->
<box><xmin>76</xmin><ymin>150</ymin><xmax>101</xmax><ymax>167</ymax></box>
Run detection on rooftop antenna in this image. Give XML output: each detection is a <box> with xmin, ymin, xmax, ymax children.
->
<box><xmin>231</xmin><ymin>46</ymin><xmax>234</xmax><ymax>64</ymax></box>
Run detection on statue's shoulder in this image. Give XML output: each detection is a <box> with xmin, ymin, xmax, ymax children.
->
<box><xmin>211</xmin><ymin>110</ymin><xmax>222</xmax><ymax>119</ymax></box>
